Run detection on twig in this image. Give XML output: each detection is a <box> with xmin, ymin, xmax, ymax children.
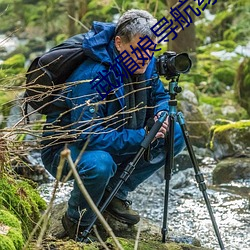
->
<box><xmin>68</xmin><ymin>14</ymin><xmax>90</xmax><ymax>31</ymax></box>
<box><xmin>61</xmin><ymin>148</ymin><xmax>124</xmax><ymax>250</ymax></box>
<box><xmin>22</xmin><ymin>154</ymin><xmax>65</xmax><ymax>249</ymax></box>
<box><xmin>93</xmin><ymin>225</ymin><xmax>110</xmax><ymax>250</ymax></box>
<box><xmin>134</xmin><ymin>219</ymin><xmax>142</xmax><ymax>250</ymax></box>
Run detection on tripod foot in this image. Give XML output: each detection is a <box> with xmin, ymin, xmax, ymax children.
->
<box><xmin>161</xmin><ymin>227</ymin><xmax>168</xmax><ymax>243</ymax></box>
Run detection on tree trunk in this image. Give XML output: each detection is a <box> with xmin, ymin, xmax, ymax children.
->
<box><xmin>78</xmin><ymin>0</ymin><xmax>88</xmax><ymax>20</ymax></box>
<box><xmin>167</xmin><ymin>0</ymin><xmax>196</xmax><ymax>62</ymax></box>
<box><xmin>67</xmin><ymin>0</ymin><xmax>77</xmax><ymax>36</ymax></box>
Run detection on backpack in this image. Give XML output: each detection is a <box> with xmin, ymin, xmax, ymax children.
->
<box><xmin>24</xmin><ymin>34</ymin><xmax>87</xmax><ymax>115</ymax></box>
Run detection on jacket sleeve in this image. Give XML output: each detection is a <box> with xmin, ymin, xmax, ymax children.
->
<box><xmin>65</xmin><ymin>61</ymin><xmax>146</xmax><ymax>156</ymax></box>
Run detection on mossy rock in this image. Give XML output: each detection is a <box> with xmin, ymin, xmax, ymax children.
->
<box><xmin>106</xmin><ymin>237</ymin><xmax>210</xmax><ymax>250</ymax></box>
<box><xmin>213</xmin><ymin>157</ymin><xmax>250</xmax><ymax>184</ymax></box>
<box><xmin>209</xmin><ymin>120</ymin><xmax>250</xmax><ymax>160</ymax></box>
<box><xmin>45</xmin><ymin>202</ymin><xmax>211</xmax><ymax>250</ymax></box>
<box><xmin>0</xmin><ymin>174</ymin><xmax>47</xmax><ymax>239</ymax></box>
<box><xmin>207</xmin><ymin>10</ymin><xmax>234</xmax><ymax>42</ymax></box>
<box><xmin>212</xmin><ymin>67</ymin><xmax>235</xmax><ymax>86</ymax></box>
<box><xmin>234</xmin><ymin>58</ymin><xmax>250</xmax><ymax>116</ymax></box>
<box><xmin>199</xmin><ymin>92</ymin><xmax>249</xmax><ymax>122</ymax></box>
<box><xmin>28</xmin><ymin>237</ymin><xmax>211</xmax><ymax>250</ymax></box>
<box><xmin>0</xmin><ymin>209</ymin><xmax>24</xmax><ymax>250</ymax></box>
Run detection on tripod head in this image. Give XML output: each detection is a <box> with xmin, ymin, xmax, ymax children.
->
<box><xmin>156</xmin><ymin>51</ymin><xmax>192</xmax><ymax>100</ymax></box>
<box><xmin>168</xmin><ymin>76</ymin><xmax>182</xmax><ymax>100</ymax></box>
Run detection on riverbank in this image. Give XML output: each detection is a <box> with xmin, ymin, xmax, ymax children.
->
<box><xmin>38</xmin><ymin>155</ymin><xmax>250</xmax><ymax>250</ymax></box>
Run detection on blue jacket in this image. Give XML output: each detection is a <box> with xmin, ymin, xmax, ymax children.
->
<box><xmin>44</xmin><ymin>21</ymin><xmax>170</xmax><ymax>156</ymax></box>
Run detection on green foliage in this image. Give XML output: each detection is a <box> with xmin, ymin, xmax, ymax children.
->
<box><xmin>213</xmin><ymin>67</ymin><xmax>235</xmax><ymax>86</ymax></box>
<box><xmin>0</xmin><ymin>209</ymin><xmax>24</xmax><ymax>250</ymax></box>
<box><xmin>0</xmin><ymin>54</ymin><xmax>26</xmax><ymax>86</ymax></box>
<box><xmin>1</xmin><ymin>54</ymin><xmax>25</xmax><ymax>69</ymax></box>
<box><xmin>199</xmin><ymin>91</ymin><xmax>248</xmax><ymax>121</ymax></box>
<box><xmin>234</xmin><ymin>57</ymin><xmax>250</xmax><ymax>116</ymax></box>
<box><xmin>197</xmin><ymin>0</ymin><xmax>250</xmax><ymax>46</ymax></box>
<box><xmin>0</xmin><ymin>175</ymin><xmax>47</xmax><ymax>239</ymax></box>
<box><xmin>199</xmin><ymin>95</ymin><xmax>224</xmax><ymax>107</ymax></box>
<box><xmin>0</xmin><ymin>235</ymin><xmax>16</xmax><ymax>250</ymax></box>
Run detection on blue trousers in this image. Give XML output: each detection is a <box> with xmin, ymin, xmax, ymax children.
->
<box><xmin>41</xmin><ymin>123</ymin><xmax>185</xmax><ymax>226</ymax></box>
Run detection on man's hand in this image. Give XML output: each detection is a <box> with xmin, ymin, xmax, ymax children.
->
<box><xmin>154</xmin><ymin>111</ymin><xmax>169</xmax><ymax>139</ymax></box>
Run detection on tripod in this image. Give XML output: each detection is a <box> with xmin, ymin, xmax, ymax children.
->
<box><xmin>162</xmin><ymin>77</ymin><xmax>225</xmax><ymax>249</ymax></box>
<box><xmin>81</xmin><ymin>110</ymin><xmax>168</xmax><ymax>241</ymax></box>
<box><xmin>82</xmin><ymin>77</ymin><xmax>225</xmax><ymax>250</ymax></box>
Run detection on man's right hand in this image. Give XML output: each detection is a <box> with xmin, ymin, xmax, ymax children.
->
<box><xmin>154</xmin><ymin>112</ymin><xmax>169</xmax><ymax>139</ymax></box>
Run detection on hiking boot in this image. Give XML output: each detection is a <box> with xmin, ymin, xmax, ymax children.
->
<box><xmin>61</xmin><ymin>213</ymin><xmax>97</xmax><ymax>243</ymax></box>
<box><xmin>105</xmin><ymin>196</ymin><xmax>140</xmax><ymax>225</ymax></box>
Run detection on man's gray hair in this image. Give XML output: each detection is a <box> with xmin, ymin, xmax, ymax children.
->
<box><xmin>115</xmin><ymin>9</ymin><xmax>157</xmax><ymax>43</ymax></box>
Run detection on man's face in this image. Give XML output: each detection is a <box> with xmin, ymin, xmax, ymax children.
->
<box><xmin>115</xmin><ymin>34</ymin><xmax>156</xmax><ymax>75</ymax></box>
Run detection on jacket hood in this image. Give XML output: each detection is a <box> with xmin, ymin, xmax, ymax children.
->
<box><xmin>82</xmin><ymin>21</ymin><xmax>116</xmax><ymax>64</ymax></box>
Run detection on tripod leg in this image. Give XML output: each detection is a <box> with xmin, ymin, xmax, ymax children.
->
<box><xmin>162</xmin><ymin>114</ymin><xmax>175</xmax><ymax>243</ymax></box>
<box><xmin>81</xmin><ymin>112</ymin><xmax>168</xmax><ymax>240</ymax></box>
<box><xmin>177</xmin><ymin>112</ymin><xmax>225</xmax><ymax>250</ymax></box>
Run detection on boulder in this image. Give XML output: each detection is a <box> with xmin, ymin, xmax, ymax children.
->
<box><xmin>179</xmin><ymin>100</ymin><xmax>211</xmax><ymax>148</ymax></box>
<box><xmin>209</xmin><ymin>120</ymin><xmax>250</xmax><ymax>160</ymax></box>
<box><xmin>43</xmin><ymin>202</ymin><xmax>211</xmax><ymax>250</ymax></box>
<box><xmin>213</xmin><ymin>157</ymin><xmax>250</xmax><ymax>184</ymax></box>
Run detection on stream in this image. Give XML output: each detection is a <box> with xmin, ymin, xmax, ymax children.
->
<box><xmin>38</xmin><ymin>155</ymin><xmax>250</xmax><ymax>250</ymax></box>
<box><xmin>1</xmin><ymin>33</ymin><xmax>249</xmax><ymax>250</ymax></box>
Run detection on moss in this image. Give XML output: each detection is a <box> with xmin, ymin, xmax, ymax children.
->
<box><xmin>1</xmin><ymin>54</ymin><xmax>25</xmax><ymax>69</ymax></box>
<box><xmin>106</xmin><ymin>237</ymin><xmax>209</xmax><ymax>250</ymax></box>
<box><xmin>0</xmin><ymin>209</ymin><xmax>21</xmax><ymax>229</ymax></box>
<box><xmin>223</xmin><ymin>26</ymin><xmax>248</xmax><ymax>42</ymax></box>
<box><xmin>208</xmin><ymin>10</ymin><xmax>234</xmax><ymax>42</ymax></box>
<box><xmin>199</xmin><ymin>95</ymin><xmax>224</xmax><ymax>107</ymax></box>
<box><xmin>234</xmin><ymin>58</ymin><xmax>250</xmax><ymax>116</ymax></box>
<box><xmin>0</xmin><ymin>235</ymin><xmax>16</xmax><ymax>250</ymax></box>
<box><xmin>209</xmin><ymin>120</ymin><xmax>250</xmax><ymax>151</ymax></box>
<box><xmin>7</xmin><ymin>228</ymin><xmax>24</xmax><ymax>249</ymax></box>
<box><xmin>213</xmin><ymin>120</ymin><xmax>250</xmax><ymax>133</ymax></box>
<box><xmin>0</xmin><ymin>209</ymin><xmax>24</xmax><ymax>249</ymax></box>
<box><xmin>199</xmin><ymin>91</ymin><xmax>249</xmax><ymax>122</ymax></box>
<box><xmin>0</xmin><ymin>54</ymin><xmax>26</xmax><ymax>86</ymax></box>
<box><xmin>218</xmin><ymin>40</ymin><xmax>237</xmax><ymax>52</ymax></box>
<box><xmin>0</xmin><ymin>175</ymin><xmax>46</xmax><ymax>239</ymax></box>
<box><xmin>213</xmin><ymin>67</ymin><xmax>235</xmax><ymax>86</ymax></box>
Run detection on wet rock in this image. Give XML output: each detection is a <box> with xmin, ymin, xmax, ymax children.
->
<box><xmin>213</xmin><ymin>157</ymin><xmax>250</xmax><ymax>184</ymax></box>
<box><xmin>179</xmin><ymin>100</ymin><xmax>211</xmax><ymax>148</ymax></box>
<box><xmin>12</xmin><ymin>150</ymin><xmax>51</xmax><ymax>183</ymax></box>
<box><xmin>46</xmin><ymin>202</ymin><xmax>210</xmax><ymax>250</ymax></box>
<box><xmin>170</xmin><ymin>168</ymin><xmax>194</xmax><ymax>189</ymax></box>
<box><xmin>209</xmin><ymin>120</ymin><xmax>250</xmax><ymax>160</ymax></box>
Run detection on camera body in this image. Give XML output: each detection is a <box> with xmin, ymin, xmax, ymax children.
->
<box><xmin>156</xmin><ymin>51</ymin><xmax>192</xmax><ymax>80</ymax></box>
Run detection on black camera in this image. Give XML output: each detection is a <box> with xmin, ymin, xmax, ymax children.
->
<box><xmin>156</xmin><ymin>51</ymin><xmax>192</xmax><ymax>79</ymax></box>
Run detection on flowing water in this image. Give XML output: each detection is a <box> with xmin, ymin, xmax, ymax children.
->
<box><xmin>38</xmin><ymin>156</ymin><xmax>250</xmax><ymax>250</ymax></box>
<box><xmin>2</xmin><ymin>32</ymin><xmax>249</xmax><ymax>249</ymax></box>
